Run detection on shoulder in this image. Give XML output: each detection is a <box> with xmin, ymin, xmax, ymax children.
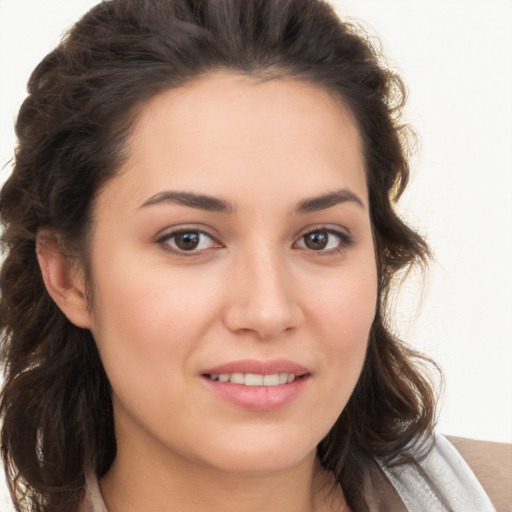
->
<box><xmin>379</xmin><ymin>434</ymin><xmax>496</xmax><ymax>511</ymax></box>
<box><xmin>447</xmin><ymin>435</ymin><xmax>512</xmax><ymax>511</ymax></box>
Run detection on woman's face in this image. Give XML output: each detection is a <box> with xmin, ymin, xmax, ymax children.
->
<box><xmin>85</xmin><ymin>71</ymin><xmax>378</xmax><ymax>474</ymax></box>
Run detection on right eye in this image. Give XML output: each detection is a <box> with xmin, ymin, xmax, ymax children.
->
<box><xmin>157</xmin><ymin>229</ymin><xmax>220</xmax><ymax>254</ymax></box>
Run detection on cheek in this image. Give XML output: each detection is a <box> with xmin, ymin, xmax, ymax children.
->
<box><xmin>309</xmin><ymin>257</ymin><xmax>378</xmax><ymax>339</ymax></box>
<box><xmin>90</xmin><ymin>256</ymin><xmax>221</xmax><ymax>341</ymax></box>
<box><xmin>308</xmin><ymin>262</ymin><xmax>377</xmax><ymax>400</ymax></box>
<box><xmin>87</xmin><ymin>259</ymin><xmax>224</xmax><ymax>404</ymax></box>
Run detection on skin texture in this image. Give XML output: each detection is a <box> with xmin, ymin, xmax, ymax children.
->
<box><xmin>38</xmin><ymin>72</ymin><xmax>378</xmax><ymax>512</ymax></box>
<box><xmin>448</xmin><ymin>437</ymin><xmax>512</xmax><ymax>512</ymax></box>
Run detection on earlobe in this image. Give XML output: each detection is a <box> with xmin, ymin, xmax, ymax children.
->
<box><xmin>36</xmin><ymin>229</ymin><xmax>92</xmax><ymax>329</ymax></box>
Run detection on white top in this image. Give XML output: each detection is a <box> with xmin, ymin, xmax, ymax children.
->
<box><xmin>80</xmin><ymin>434</ymin><xmax>495</xmax><ymax>512</ymax></box>
<box><xmin>381</xmin><ymin>434</ymin><xmax>495</xmax><ymax>511</ymax></box>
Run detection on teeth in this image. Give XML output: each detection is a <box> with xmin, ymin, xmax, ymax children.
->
<box><xmin>208</xmin><ymin>372</ymin><xmax>301</xmax><ymax>386</ymax></box>
<box><xmin>245</xmin><ymin>373</ymin><xmax>263</xmax><ymax>386</ymax></box>
<box><xmin>230</xmin><ymin>373</ymin><xmax>245</xmax><ymax>385</ymax></box>
<box><xmin>262</xmin><ymin>374</ymin><xmax>279</xmax><ymax>386</ymax></box>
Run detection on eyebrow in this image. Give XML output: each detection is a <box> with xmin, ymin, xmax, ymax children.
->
<box><xmin>139</xmin><ymin>191</ymin><xmax>234</xmax><ymax>213</ymax></box>
<box><xmin>139</xmin><ymin>188</ymin><xmax>365</xmax><ymax>214</ymax></box>
<box><xmin>295</xmin><ymin>189</ymin><xmax>365</xmax><ymax>213</ymax></box>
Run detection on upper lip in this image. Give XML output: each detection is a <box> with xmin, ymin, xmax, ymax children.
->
<box><xmin>202</xmin><ymin>359</ymin><xmax>310</xmax><ymax>376</ymax></box>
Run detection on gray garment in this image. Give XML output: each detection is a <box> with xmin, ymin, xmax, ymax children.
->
<box><xmin>80</xmin><ymin>434</ymin><xmax>495</xmax><ymax>512</ymax></box>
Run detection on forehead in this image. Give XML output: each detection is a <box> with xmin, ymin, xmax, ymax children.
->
<box><xmin>100</xmin><ymin>71</ymin><xmax>367</xmax><ymax>212</ymax></box>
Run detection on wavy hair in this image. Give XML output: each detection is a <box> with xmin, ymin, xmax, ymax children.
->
<box><xmin>0</xmin><ymin>1</ymin><xmax>437</xmax><ymax>510</ymax></box>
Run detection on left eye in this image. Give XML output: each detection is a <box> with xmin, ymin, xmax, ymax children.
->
<box><xmin>296</xmin><ymin>229</ymin><xmax>348</xmax><ymax>252</ymax></box>
<box><xmin>159</xmin><ymin>230</ymin><xmax>217</xmax><ymax>253</ymax></box>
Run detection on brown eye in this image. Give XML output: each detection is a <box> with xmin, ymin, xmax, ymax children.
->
<box><xmin>174</xmin><ymin>232</ymin><xmax>200</xmax><ymax>251</ymax></box>
<box><xmin>303</xmin><ymin>231</ymin><xmax>329</xmax><ymax>250</ymax></box>
<box><xmin>159</xmin><ymin>230</ymin><xmax>218</xmax><ymax>253</ymax></box>
<box><xmin>296</xmin><ymin>228</ymin><xmax>352</xmax><ymax>253</ymax></box>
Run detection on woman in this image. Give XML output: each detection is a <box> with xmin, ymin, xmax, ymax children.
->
<box><xmin>0</xmin><ymin>0</ymin><xmax>506</xmax><ymax>511</ymax></box>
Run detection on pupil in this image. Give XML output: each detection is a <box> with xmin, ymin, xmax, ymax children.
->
<box><xmin>176</xmin><ymin>232</ymin><xmax>199</xmax><ymax>250</ymax></box>
<box><xmin>305</xmin><ymin>231</ymin><xmax>328</xmax><ymax>250</ymax></box>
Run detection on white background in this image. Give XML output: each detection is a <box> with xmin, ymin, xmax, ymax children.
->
<box><xmin>0</xmin><ymin>0</ymin><xmax>511</xmax><ymax>507</ymax></box>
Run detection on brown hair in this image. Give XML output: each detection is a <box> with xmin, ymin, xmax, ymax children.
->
<box><xmin>0</xmin><ymin>1</ymin><xmax>437</xmax><ymax>510</ymax></box>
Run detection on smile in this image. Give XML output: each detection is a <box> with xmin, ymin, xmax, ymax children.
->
<box><xmin>201</xmin><ymin>360</ymin><xmax>311</xmax><ymax>411</ymax></box>
<box><xmin>206</xmin><ymin>373</ymin><xmax>298</xmax><ymax>386</ymax></box>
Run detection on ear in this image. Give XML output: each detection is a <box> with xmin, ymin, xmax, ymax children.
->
<box><xmin>36</xmin><ymin>228</ymin><xmax>92</xmax><ymax>329</ymax></box>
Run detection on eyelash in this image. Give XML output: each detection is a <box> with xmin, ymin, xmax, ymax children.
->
<box><xmin>156</xmin><ymin>228</ymin><xmax>221</xmax><ymax>256</ymax></box>
<box><xmin>293</xmin><ymin>227</ymin><xmax>354</xmax><ymax>256</ymax></box>
<box><xmin>156</xmin><ymin>227</ymin><xmax>353</xmax><ymax>256</ymax></box>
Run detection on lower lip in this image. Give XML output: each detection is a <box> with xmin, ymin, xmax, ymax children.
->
<box><xmin>202</xmin><ymin>376</ymin><xmax>309</xmax><ymax>411</ymax></box>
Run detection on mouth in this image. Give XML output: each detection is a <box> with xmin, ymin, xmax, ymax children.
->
<box><xmin>203</xmin><ymin>372</ymin><xmax>309</xmax><ymax>386</ymax></box>
<box><xmin>200</xmin><ymin>360</ymin><xmax>311</xmax><ymax>411</ymax></box>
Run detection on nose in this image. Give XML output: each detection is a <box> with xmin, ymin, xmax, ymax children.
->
<box><xmin>223</xmin><ymin>249</ymin><xmax>304</xmax><ymax>340</ymax></box>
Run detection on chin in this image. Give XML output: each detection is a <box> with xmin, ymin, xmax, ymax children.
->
<box><xmin>206</xmin><ymin>453</ymin><xmax>314</xmax><ymax>475</ymax></box>
<box><xmin>193</xmin><ymin>434</ymin><xmax>318</xmax><ymax>475</ymax></box>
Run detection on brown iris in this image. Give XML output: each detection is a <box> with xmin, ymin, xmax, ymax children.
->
<box><xmin>303</xmin><ymin>231</ymin><xmax>329</xmax><ymax>250</ymax></box>
<box><xmin>174</xmin><ymin>232</ymin><xmax>200</xmax><ymax>251</ymax></box>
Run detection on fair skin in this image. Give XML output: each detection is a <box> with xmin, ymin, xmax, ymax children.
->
<box><xmin>38</xmin><ymin>72</ymin><xmax>378</xmax><ymax>511</ymax></box>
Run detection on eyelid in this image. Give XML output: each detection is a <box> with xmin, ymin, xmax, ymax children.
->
<box><xmin>293</xmin><ymin>224</ymin><xmax>354</xmax><ymax>254</ymax></box>
<box><xmin>153</xmin><ymin>223</ymin><xmax>353</xmax><ymax>256</ymax></box>
<box><xmin>155</xmin><ymin>225</ymin><xmax>223</xmax><ymax>255</ymax></box>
